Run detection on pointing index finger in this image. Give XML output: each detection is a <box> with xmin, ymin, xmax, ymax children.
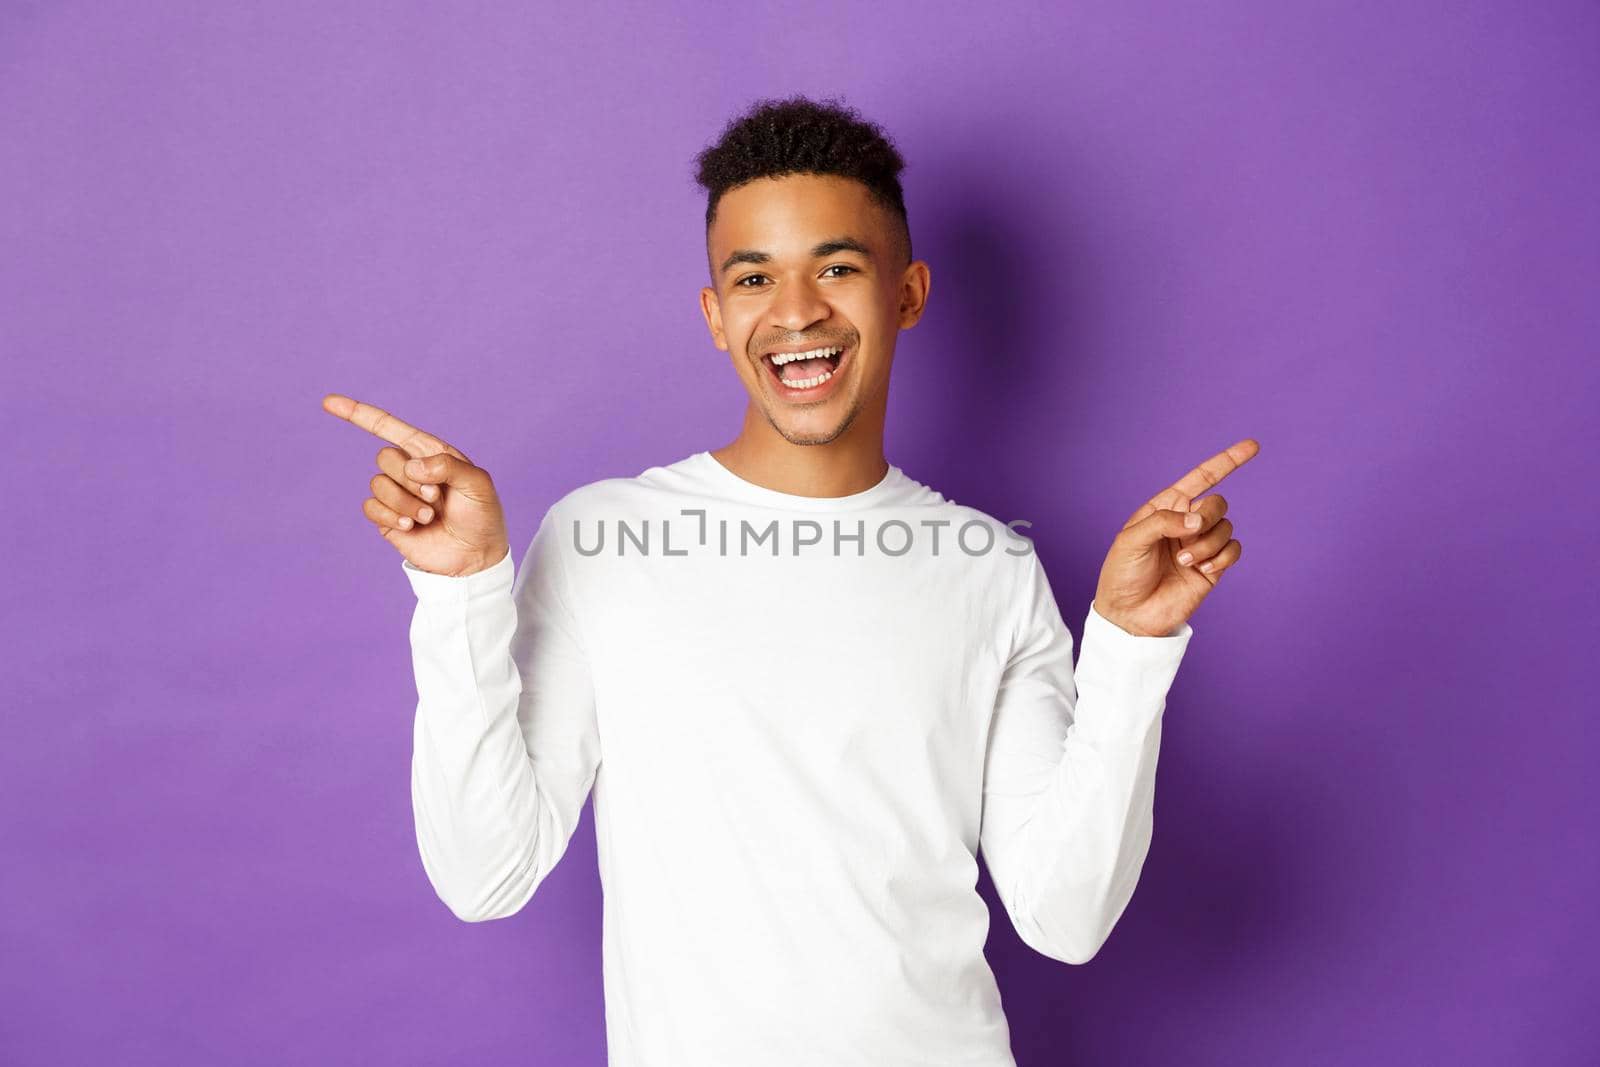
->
<box><xmin>1165</xmin><ymin>438</ymin><xmax>1261</xmax><ymax>502</ymax></box>
<box><xmin>320</xmin><ymin>393</ymin><xmax>464</xmax><ymax>462</ymax></box>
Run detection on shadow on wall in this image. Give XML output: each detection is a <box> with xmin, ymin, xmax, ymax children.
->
<box><xmin>888</xmin><ymin>138</ymin><xmax>1115</xmax><ymax>599</ymax></box>
<box><xmin>984</xmin><ymin>718</ymin><xmax>1341</xmax><ymax>1066</ymax></box>
<box><xmin>900</xmin><ymin>146</ymin><xmax>1329</xmax><ymax>1056</ymax></box>
<box><xmin>889</xmin><ymin>138</ymin><xmax>1109</xmax><ymax>514</ymax></box>
<box><xmin>891</xmin><ymin>157</ymin><xmax>1049</xmax><ymax>500</ymax></box>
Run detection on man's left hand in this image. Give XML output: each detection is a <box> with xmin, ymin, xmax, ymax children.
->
<box><xmin>1092</xmin><ymin>438</ymin><xmax>1261</xmax><ymax>637</ymax></box>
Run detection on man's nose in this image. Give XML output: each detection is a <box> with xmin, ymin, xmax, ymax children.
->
<box><xmin>768</xmin><ymin>276</ymin><xmax>830</xmax><ymax>332</ymax></box>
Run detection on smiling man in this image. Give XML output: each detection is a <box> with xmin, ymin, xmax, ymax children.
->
<box><xmin>698</xmin><ymin>161</ymin><xmax>917</xmax><ymax>489</ymax></box>
<box><xmin>324</xmin><ymin>94</ymin><xmax>1256</xmax><ymax>1066</ymax></box>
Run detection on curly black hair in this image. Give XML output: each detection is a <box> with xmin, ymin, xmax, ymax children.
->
<box><xmin>693</xmin><ymin>94</ymin><xmax>912</xmax><ymax>269</ymax></box>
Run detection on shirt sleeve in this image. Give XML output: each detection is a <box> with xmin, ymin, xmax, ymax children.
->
<box><xmin>401</xmin><ymin>506</ymin><xmax>600</xmax><ymax>922</ymax></box>
<box><xmin>978</xmin><ymin>550</ymin><xmax>1192</xmax><ymax>963</ymax></box>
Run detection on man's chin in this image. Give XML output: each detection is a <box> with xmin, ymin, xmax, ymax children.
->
<box><xmin>777</xmin><ymin>429</ymin><xmax>844</xmax><ymax>446</ymax></box>
<box><xmin>764</xmin><ymin>405</ymin><xmax>853</xmax><ymax>447</ymax></box>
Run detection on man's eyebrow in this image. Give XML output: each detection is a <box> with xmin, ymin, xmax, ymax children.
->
<box><xmin>719</xmin><ymin>236</ymin><xmax>875</xmax><ymax>276</ymax></box>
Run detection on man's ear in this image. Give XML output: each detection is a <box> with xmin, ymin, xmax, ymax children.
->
<box><xmin>699</xmin><ymin>286</ymin><xmax>728</xmax><ymax>350</ymax></box>
<box><xmin>897</xmin><ymin>260</ymin><xmax>931</xmax><ymax>329</ymax></box>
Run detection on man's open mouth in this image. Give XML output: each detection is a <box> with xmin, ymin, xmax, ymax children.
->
<box><xmin>761</xmin><ymin>344</ymin><xmax>848</xmax><ymax>391</ymax></box>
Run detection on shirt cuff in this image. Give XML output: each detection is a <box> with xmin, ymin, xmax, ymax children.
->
<box><xmin>401</xmin><ymin>547</ymin><xmax>515</xmax><ymax>604</ymax></box>
<box><xmin>1071</xmin><ymin>601</ymin><xmax>1194</xmax><ymax>746</ymax></box>
<box><xmin>1086</xmin><ymin>600</ymin><xmax>1194</xmax><ymax>642</ymax></box>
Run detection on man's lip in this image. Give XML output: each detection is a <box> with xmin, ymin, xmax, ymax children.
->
<box><xmin>760</xmin><ymin>341</ymin><xmax>851</xmax><ymax>385</ymax></box>
<box><xmin>758</xmin><ymin>348</ymin><xmax>851</xmax><ymax>374</ymax></box>
<box><xmin>761</xmin><ymin>342</ymin><xmax>850</xmax><ymax>357</ymax></box>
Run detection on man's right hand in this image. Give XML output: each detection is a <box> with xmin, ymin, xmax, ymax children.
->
<box><xmin>321</xmin><ymin>393</ymin><xmax>511</xmax><ymax>578</ymax></box>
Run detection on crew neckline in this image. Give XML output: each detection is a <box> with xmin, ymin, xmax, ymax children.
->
<box><xmin>690</xmin><ymin>450</ymin><xmax>908</xmax><ymax>511</ymax></box>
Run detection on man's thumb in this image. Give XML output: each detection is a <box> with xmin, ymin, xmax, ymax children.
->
<box><xmin>1128</xmin><ymin>507</ymin><xmax>1202</xmax><ymax>545</ymax></box>
<box><xmin>405</xmin><ymin>453</ymin><xmax>474</xmax><ymax>486</ymax></box>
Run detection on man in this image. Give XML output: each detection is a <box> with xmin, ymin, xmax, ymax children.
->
<box><xmin>323</xmin><ymin>94</ymin><xmax>1256</xmax><ymax>1066</ymax></box>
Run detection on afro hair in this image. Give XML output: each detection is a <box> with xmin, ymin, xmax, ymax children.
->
<box><xmin>693</xmin><ymin>94</ymin><xmax>912</xmax><ymax>268</ymax></box>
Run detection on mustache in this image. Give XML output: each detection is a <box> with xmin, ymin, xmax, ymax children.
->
<box><xmin>752</xmin><ymin>332</ymin><xmax>855</xmax><ymax>353</ymax></box>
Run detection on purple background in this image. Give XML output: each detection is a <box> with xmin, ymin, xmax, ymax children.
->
<box><xmin>3</xmin><ymin>2</ymin><xmax>1594</xmax><ymax>1063</ymax></box>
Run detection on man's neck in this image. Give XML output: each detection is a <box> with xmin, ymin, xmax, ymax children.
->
<box><xmin>710</xmin><ymin>411</ymin><xmax>888</xmax><ymax>499</ymax></box>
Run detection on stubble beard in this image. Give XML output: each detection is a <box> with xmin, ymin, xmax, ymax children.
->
<box><xmin>765</xmin><ymin>389</ymin><xmax>861</xmax><ymax>446</ymax></box>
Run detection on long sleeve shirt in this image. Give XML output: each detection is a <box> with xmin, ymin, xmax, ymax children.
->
<box><xmin>400</xmin><ymin>450</ymin><xmax>1193</xmax><ymax>1067</ymax></box>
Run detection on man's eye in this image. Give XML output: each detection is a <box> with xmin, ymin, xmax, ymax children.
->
<box><xmin>736</xmin><ymin>265</ymin><xmax>856</xmax><ymax>288</ymax></box>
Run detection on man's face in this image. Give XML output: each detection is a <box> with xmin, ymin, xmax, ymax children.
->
<box><xmin>699</xmin><ymin>173</ymin><xmax>930</xmax><ymax>446</ymax></box>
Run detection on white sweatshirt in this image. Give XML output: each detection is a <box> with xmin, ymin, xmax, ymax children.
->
<box><xmin>401</xmin><ymin>450</ymin><xmax>1193</xmax><ymax>1066</ymax></box>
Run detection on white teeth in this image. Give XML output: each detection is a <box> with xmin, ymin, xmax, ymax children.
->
<box><xmin>768</xmin><ymin>345</ymin><xmax>843</xmax><ymax>366</ymax></box>
<box><xmin>779</xmin><ymin>368</ymin><xmax>833</xmax><ymax>389</ymax></box>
